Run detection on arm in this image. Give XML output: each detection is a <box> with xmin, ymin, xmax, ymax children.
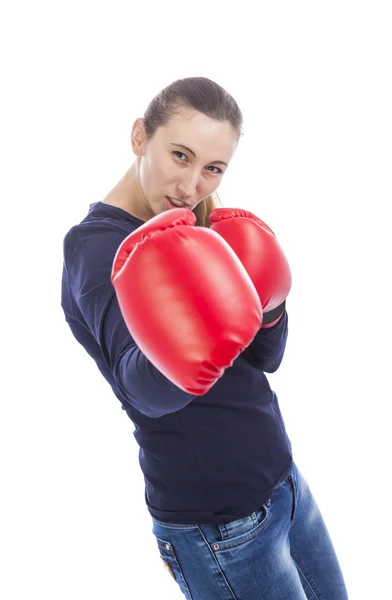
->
<box><xmin>102</xmin><ymin>293</ymin><xmax>197</xmax><ymax>418</ymax></box>
<box><xmin>63</xmin><ymin>226</ymin><xmax>196</xmax><ymax>418</ymax></box>
<box><xmin>242</xmin><ymin>307</ymin><xmax>289</xmax><ymax>373</ymax></box>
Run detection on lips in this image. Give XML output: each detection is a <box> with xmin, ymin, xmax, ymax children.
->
<box><xmin>166</xmin><ymin>196</ymin><xmax>191</xmax><ymax>209</ymax></box>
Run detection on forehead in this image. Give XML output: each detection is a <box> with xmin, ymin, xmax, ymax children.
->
<box><xmin>158</xmin><ymin>108</ymin><xmax>238</xmax><ymax>160</ymax></box>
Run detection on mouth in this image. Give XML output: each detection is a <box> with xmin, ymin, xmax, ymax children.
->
<box><xmin>166</xmin><ymin>196</ymin><xmax>191</xmax><ymax>209</ymax></box>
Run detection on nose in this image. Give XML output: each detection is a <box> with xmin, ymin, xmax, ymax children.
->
<box><xmin>177</xmin><ymin>171</ymin><xmax>200</xmax><ymax>199</ymax></box>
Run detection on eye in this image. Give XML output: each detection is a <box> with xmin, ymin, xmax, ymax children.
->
<box><xmin>173</xmin><ymin>150</ymin><xmax>187</xmax><ymax>161</ymax></box>
<box><xmin>207</xmin><ymin>165</ymin><xmax>223</xmax><ymax>175</ymax></box>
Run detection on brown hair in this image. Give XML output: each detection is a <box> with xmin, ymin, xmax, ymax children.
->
<box><xmin>143</xmin><ymin>77</ymin><xmax>243</xmax><ymax>227</ymax></box>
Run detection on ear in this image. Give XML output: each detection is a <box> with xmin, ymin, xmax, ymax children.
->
<box><xmin>131</xmin><ymin>118</ymin><xmax>147</xmax><ymax>156</ymax></box>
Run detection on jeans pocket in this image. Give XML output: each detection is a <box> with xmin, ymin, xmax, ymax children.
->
<box><xmin>212</xmin><ymin>504</ymin><xmax>270</xmax><ymax>552</ymax></box>
<box><xmin>155</xmin><ymin>536</ymin><xmax>193</xmax><ymax>600</ymax></box>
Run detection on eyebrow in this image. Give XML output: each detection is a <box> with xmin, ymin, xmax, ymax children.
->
<box><xmin>170</xmin><ymin>143</ymin><xmax>228</xmax><ymax>167</ymax></box>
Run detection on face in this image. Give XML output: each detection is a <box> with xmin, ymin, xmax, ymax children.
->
<box><xmin>131</xmin><ymin>107</ymin><xmax>238</xmax><ymax>218</ymax></box>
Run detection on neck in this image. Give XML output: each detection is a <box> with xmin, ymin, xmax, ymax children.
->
<box><xmin>103</xmin><ymin>161</ymin><xmax>152</xmax><ymax>221</ymax></box>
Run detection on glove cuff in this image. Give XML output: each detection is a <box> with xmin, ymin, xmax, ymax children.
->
<box><xmin>262</xmin><ymin>300</ymin><xmax>286</xmax><ymax>328</ymax></box>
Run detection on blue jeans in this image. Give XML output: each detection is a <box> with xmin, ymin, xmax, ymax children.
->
<box><xmin>151</xmin><ymin>462</ymin><xmax>348</xmax><ymax>599</ymax></box>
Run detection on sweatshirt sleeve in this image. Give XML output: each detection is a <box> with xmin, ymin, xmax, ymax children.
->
<box><xmin>64</xmin><ymin>225</ymin><xmax>196</xmax><ymax>418</ymax></box>
<box><xmin>101</xmin><ymin>292</ymin><xmax>196</xmax><ymax>418</ymax></box>
<box><xmin>241</xmin><ymin>309</ymin><xmax>289</xmax><ymax>373</ymax></box>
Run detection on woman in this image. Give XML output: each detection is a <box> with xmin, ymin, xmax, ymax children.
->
<box><xmin>61</xmin><ymin>77</ymin><xmax>348</xmax><ymax>599</ymax></box>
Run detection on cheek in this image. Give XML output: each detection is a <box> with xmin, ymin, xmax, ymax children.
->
<box><xmin>200</xmin><ymin>175</ymin><xmax>220</xmax><ymax>196</ymax></box>
<box><xmin>143</xmin><ymin>154</ymin><xmax>176</xmax><ymax>188</ymax></box>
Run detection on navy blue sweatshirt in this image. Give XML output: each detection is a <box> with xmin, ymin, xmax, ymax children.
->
<box><xmin>61</xmin><ymin>201</ymin><xmax>293</xmax><ymax>524</ymax></box>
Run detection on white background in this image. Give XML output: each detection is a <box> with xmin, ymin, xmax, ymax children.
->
<box><xmin>1</xmin><ymin>1</ymin><xmax>391</xmax><ymax>598</ymax></box>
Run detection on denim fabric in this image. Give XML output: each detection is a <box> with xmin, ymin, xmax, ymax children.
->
<box><xmin>152</xmin><ymin>462</ymin><xmax>348</xmax><ymax>599</ymax></box>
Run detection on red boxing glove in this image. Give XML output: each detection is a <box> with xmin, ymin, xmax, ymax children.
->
<box><xmin>111</xmin><ymin>208</ymin><xmax>262</xmax><ymax>395</ymax></box>
<box><xmin>209</xmin><ymin>208</ymin><xmax>292</xmax><ymax>327</ymax></box>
